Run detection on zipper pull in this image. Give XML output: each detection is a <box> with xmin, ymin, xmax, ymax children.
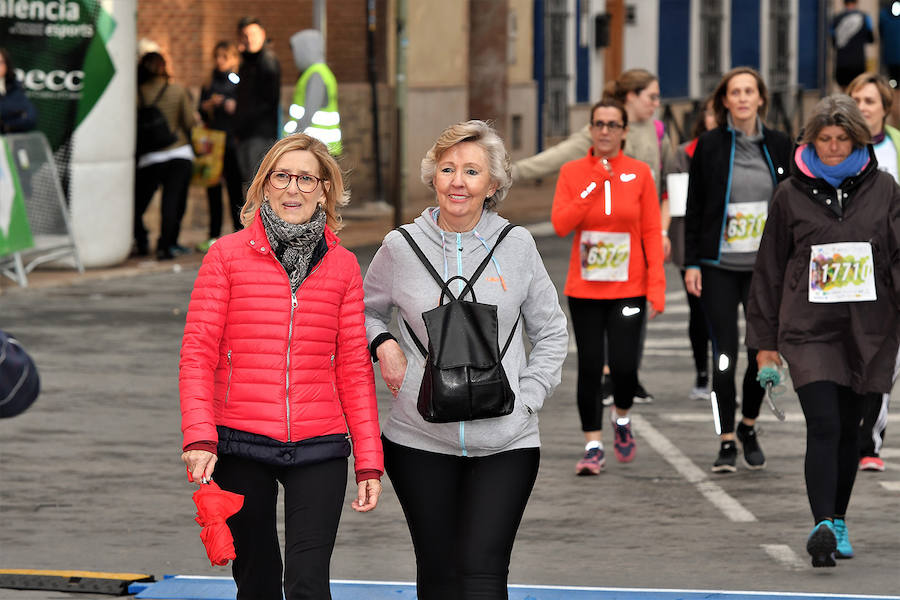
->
<box><xmin>291</xmin><ymin>295</ymin><xmax>298</xmax><ymax>309</ymax></box>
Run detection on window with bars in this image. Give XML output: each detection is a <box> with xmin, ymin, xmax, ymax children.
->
<box><xmin>699</xmin><ymin>0</ymin><xmax>724</xmax><ymax>95</ymax></box>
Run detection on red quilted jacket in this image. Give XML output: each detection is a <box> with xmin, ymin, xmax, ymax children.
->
<box><xmin>179</xmin><ymin>212</ymin><xmax>383</xmax><ymax>477</ymax></box>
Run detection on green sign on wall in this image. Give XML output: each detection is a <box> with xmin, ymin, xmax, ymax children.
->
<box><xmin>0</xmin><ymin>138</ymin><xmax>34</xmax><ymax>257</ymax></box>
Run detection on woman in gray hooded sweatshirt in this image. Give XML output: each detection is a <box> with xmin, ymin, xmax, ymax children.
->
<box><xmin>364</xmin><ymin>120</ymin><xmax>568</xmax><ymax>599</ymax></box>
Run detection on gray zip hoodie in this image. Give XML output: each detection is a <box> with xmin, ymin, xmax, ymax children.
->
<box><xmin>364</xmin><ymin>208</ymin><xmax>569</xmax><ymax>456</ymax></box>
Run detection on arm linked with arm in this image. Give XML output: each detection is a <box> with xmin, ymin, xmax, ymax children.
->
<box><xmin>335</xmin><ymin>265</ymin><xmax>384</xmax><ymax>480</ymax></box>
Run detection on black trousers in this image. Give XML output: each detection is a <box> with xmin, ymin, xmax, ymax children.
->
<box><xmin>797</xmin><ymin>382</ymin><xmax>869</xmax><ymax>524</ymax></box>
<box><xmin>680</xmin><ymin>269</ymin><xmax>710</xmax><ymax>376</ymax></box>
<box><xmin>569</xmin><ymin>296</ymin><xmax>646</xmax><ymax>431</ymax></box>
<box><xmin>383</xmin><ymin>436</ymin><xmax>539</xmax><ymax>600</ymax></box>
<box><xmin>700</xmin><ymin>266</ymin><xmax>762</xmax><ymax>434</ymax></box>
<box><xmin>206</xmin><ymin>142</ymin><xmax>245</xmax><ymax>237</ymax></box>
<box><xmin>214</xmin><ymin>454</ymin><xmax>348</xmax><ymax>600</ymax></box>
<box><xmin>134</xmin><ymin>158</ymin><xmax>193</xmax><ymax>253</ymax></box>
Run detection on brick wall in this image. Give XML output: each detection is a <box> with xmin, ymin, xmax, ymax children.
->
<box><xmin>136</xmin><ymin>0</ymin><xmax>388</xmax><ymax>87</ymax></box>
<box><xmin>138</xmin><ymin>0</ymin><xmax>394</xmax><ymax>209</ymax></box>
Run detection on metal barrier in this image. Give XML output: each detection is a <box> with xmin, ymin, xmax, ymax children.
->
<box><xmin>0</xmin><ymin>132</ymin><xmax>83</xmax><ymax>287</ymax></box>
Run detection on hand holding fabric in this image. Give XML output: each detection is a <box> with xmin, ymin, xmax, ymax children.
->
<box><xmin>183</xmin><ymin>449</ymin><xmax>217</xmax><ymax>484</ymax></box>
<box><xmin>192</xmin><ymin>481</ymin><xmax>244</xmax><ymax>566</ymax></box>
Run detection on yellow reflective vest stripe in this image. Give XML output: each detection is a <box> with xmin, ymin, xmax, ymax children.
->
<box><xmin>284</xmin><ymin>63</ymin><xmax>342</xmax><ymax>155</ymax></box>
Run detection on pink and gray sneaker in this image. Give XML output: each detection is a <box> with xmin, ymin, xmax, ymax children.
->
<box><xmin>611</xmin><ymin>415</ymin><xmax>636</xmax><ymax>463</ymax></box>
<box><xmin>575</xmin><ymin>447</ymin><xmax>606</xmax><ymax>475</ymax></box>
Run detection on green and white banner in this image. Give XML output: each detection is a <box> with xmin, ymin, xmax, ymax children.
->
<box><xmin>2</xmin><ymin>0</ymin><xmax>136</xmax><ymax>267</ymax></box>
<box><xmin>0</xmin><ymin>137</ymin><xmax>34</xmax><ymax>257</ymax></box>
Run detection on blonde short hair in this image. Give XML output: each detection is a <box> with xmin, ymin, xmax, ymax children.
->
<box><xmin>240</xmin><ymin>134</ymin><xmax>347</xmax><ymax>231</ymax></box>
<box><xmin>420</xmin><ymin>120</ymin><xmax>511</xmax><ymax>210</ymax></box>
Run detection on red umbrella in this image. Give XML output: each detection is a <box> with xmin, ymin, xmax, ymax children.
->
<box><xmin>192</xmin><ymin>481</ymin><xmax>244</xmax><ymax>566</ymax></box>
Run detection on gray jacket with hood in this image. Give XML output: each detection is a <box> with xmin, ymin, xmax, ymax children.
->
<box><xmin>364</xmin><ymin>208</ymin><xmax>569</xmax><ymax>456</ymax></box>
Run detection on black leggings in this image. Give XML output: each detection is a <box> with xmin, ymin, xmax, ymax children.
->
<box><xmin>214</xmin><ymin>454</ymin><xmax>348</xmax><ymax>600</ymax></box>
<box><xmin>681</xmin><ymin>269</ymin><xmax>710</xmax><ymax>376</ymax></box>
<box><xmin>383</xmin><ymin>436</ymin><xmax>539</xmax><ymax>600</ymax></box>
<box><xmin>569</xmin><ymin>296</ymin><xmax>646</xmax><ymax>431</ymax></box>
<box><xmin>797</xmin><ymin>382</ymin><xmax>869</xmax><ymax>524</ymax></box>
<box><xmin>700</xmin><ymin>267</ymin><xmax>762</xmax><ymax>434</ymax></box>
<box><xmin>206</xmin><ymin>142</ymin><xmax>245</xmax><ymax>237</ymax></box>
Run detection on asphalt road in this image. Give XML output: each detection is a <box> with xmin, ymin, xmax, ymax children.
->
<box><xmin>1</xmin><ymin>229</ymin><xmax>898</xmax><ymax>599</ymax></box>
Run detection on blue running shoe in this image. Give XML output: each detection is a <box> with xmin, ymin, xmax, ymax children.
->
<box><xmin>807</xmin><ymin>520</ymin><xmax>837</xmax><ymax>567</ymax></box>
<box><xmin>833</xmin><ymin>518</ymin><xmax>854</xmax><ymax>559</ymax></box>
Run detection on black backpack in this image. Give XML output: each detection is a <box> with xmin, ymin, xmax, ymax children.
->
<box><xmin>397</xmin><ymin>225</ymin><xmax>520</xmax><ymax>423</ymax></box>
<box><xmin>136</xmin><ymin>83</ymin><xmax>177</xmax><ymax>155</ymax></box>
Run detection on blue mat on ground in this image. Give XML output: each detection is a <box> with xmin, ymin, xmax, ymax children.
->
<box><xmin>131</xmin><ymin>576</ymin><xmax>900</xmax><ymax>600</ymax></box>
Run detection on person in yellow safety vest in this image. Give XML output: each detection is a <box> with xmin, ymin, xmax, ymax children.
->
<box><xmin>283</xmin><ymin>29</ymin><xmax>342</xmax><ymax>156</ymax></box>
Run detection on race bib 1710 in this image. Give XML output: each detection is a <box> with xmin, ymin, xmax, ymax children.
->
<box><xmin>809</xmin><ymin>242</ymin><xmax>877</xmax><ymax>303</ymax></box>
<box><xmin>579</xmin><ymin>231</ymin><xmax>630</xmax><ymax>281</ymax></box>
<box><xmin>721</xmin><ymin>201</ymin><xmax>768</xmax><ymax>254</ymax></box>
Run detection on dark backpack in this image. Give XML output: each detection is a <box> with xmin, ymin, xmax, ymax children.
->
<box><xmin>136</xmin><ymin>83</ymin><xmax>177</xmax><ymax>155</ymax></box>
<box><xmin>397</xmin><ymin>224</ymin><xmax>520</xmax><ymax>423</ymax></box>
<box><xmin>0</xmin><ymin>330</ymin><xmax>40</xmax><ymax>419</ymax></box>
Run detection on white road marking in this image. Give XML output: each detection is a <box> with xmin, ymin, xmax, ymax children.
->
<box><xmin>880</xmin><ymin>448</ymin><xmax>900</xmax><ymax>459</ymax></box>
<box><xmin>663</xmin><ymin>412</ymin><xmax>900</xmax><ymax>424</ymax></box>
<box><xmin>761</xmin><ymin>544</ymin><xmax>808</xmax><ymax>570</ymax></box>
<box><xmin>879</xmin><ymin>481</ymin><xmax>900</xmax><ymax>492</ymax></box>
<box><xmin>631</xmin><ymin>414</ymin><xmax>757</xmax><ymax>522</ymax></box>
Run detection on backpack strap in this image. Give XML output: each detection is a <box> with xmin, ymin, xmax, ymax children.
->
<box><xmin>150</xmin><ymin>82</ymin><xmax>170</xmax><ymax>106</ymax></box>
<box><xmin>396</xmin><ymin>227</ymin><xmax>453</xmax><ymax>299</ymax></box>
<box><xmin>397</xmin><ymin>223</ymin><xmax>519</xmax><ymax>359</ymax></box>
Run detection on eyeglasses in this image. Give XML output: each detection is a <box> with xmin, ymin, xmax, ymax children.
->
<box><xmin>591</xmin><ymin>120</ymin><xmax>625</xmax><ymax>131</ymax></box>
<box><xmin>267</xmin><ymin>171</ymin><xmax>324</xmax><ymax>193</ymax></box>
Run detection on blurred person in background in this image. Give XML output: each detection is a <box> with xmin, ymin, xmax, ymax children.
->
<box><xmin>747</xmin><ymin>95</ymin><xmax>900</xmax><ymax>567</ymax></box>
<box><xmin>664</xmin><ymin>95</ymin><xmax>716</xmax><ymax>402</ymax></box>
<box><xmin>197</xmin><ymin>41</ymin><xmax>244</xmax><ymax>251</ymax></box>
<box><xmin>234</xmin><ymin>16</ymin><xmax>281</xmax><ymax>185</ymax></box>
<box><xmin>134</xmin><ymin>51</ymin><xmax>197</xmax><ymax>260</ymax></box>
<box><xmin>684</xmin><ymin>67</ymin><xmax>792</xmax><ymax>473</ymax></box>
<box><xmin>283</xmin><ymin>29</ymin><xmax>342</xmax><ymax>157</ymax></box>
<box><xmin>514</xmin><ymin>69</ymin><xmax>674</xmax><ymax>405</ymax></box>
<box><xmin>0</xmin><ymin>48</ymin><xmax>37</xmax><ymax>134</ymax></box>
<box><xmin>846</xmin><ymin>71</ymin><xmax>900</xmax><ymax>472</ymax></box>
<box><xmin>831</xmin><ymin>0</ymin><xmax>874</xmax><ymax>89</ymax></box>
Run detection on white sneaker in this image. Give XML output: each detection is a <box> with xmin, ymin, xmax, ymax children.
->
<box><xmin>689</xmin><ymin>386</ymin><xmax>710</xmax><ymax>401</ymax></box>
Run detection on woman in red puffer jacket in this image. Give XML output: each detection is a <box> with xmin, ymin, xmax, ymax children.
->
<box><xmin>179</xmin><ymin>134</ymin><xmax>383</xmax><ymax>599</ymax></box>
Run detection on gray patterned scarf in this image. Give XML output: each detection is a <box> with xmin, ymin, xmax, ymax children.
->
<box><xmin>260</xmin><ymin>201</ymin><xmax>327</xmax><ymax>292</ymax></box>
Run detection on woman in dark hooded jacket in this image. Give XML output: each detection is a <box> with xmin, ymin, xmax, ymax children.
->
<box><xmin>747</xmin><ymin>95</ymin><xmax>900</xmax><ymax>568</ymax></box>
<box><xmin>0</xmin><ymin>48</ymin><xmax>37</xmax><ymax>134</ymax></box>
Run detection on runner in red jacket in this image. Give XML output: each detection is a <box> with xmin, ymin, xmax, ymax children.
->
<box><xmin>552</xmin><ymin>96</ymin><xmax>665</xmax><ymax>475</ymax></box>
